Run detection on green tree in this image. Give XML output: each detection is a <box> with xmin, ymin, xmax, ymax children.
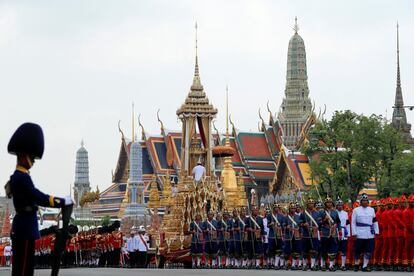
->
<box><xmin>378</xmin><ymin>151</ymin><xmax>414</xmax><ymax>197</ymax></box>
<box><xmin>100</xmin><ymin>215</ymin><xmax>111</xmax><ymax>226</ymax></box>
<box><xmin>303</xmin><ymin>110</ymin><xmax>407</xmax><ymax>202</ymax></box>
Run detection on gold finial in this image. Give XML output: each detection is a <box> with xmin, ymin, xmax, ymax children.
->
<box><xmin>132</xmin><ymin>102</ymin><xmax>135</xmax><ymax>142</ymax></box>
<box><xmin>293</xmin><ymin>16</ymin><xmax>299</xmax><ymax>34</ymax></box>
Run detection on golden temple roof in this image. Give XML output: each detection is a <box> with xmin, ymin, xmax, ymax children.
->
<box><xmin>176</xmin><ymin>24</ymin><xmax>217</xmax><ymax>118</ymax></box>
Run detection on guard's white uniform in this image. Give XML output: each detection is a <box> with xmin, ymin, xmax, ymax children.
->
<box><xmin>192</xmin><ymin>165</ymin><xmax>206</xmax><ymax>182</ymax></box>
<box><xmin>135</xmin><ymin>234</ymin><xmax>149</xmax><ymax>252</ymax></box>
<box><xmin>351</xmin><ymin>205</ymin><xmax>379</xmax><ymax>267</ymax></box>
<box><xmin>126</xmin><ymin>237</ymin><xmax>135</xmax><ymax>252</ymax></box>
<box><xmin>351</xmin><ymin>206</ymin><xmax>379</xmax><ymax>239</ymax></box>
<box><xmin>338</xmin><ymin>210</ymin><xmax>350</xmax><ymax>240</ymax></box>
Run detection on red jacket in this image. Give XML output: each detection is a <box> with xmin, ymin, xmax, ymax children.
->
<box><xmin>394</xmin><ymin>207</ymin><xmax>405</xmax><ymax>237</ymax></box>
<box><xmin>381</xmin><ymin>209</ymin><xmax>390</xmax><ymax>238</ymax></box>
<box><xmin>403</xmin><ymin>207</ymin><xmax>414</xmax><ymax>239</ymax></box>
<box><xmin>376</xmin><ymin>209</ymin><xmax>384</xmax><ymax>238</ymax></box>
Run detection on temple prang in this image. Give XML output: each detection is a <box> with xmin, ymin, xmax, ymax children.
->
<box><xmin>278</xmin><ymin>17</ymin><xmax>314</xmax><ymax>149</ymax></box>
<box><xmin>391</xmin><ymin>23</ymin><xmax>413</xmax><ymax>146</ymax></box>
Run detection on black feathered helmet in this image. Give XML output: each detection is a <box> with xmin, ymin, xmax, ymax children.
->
<box><xmin>8</xmin><ymin>123</ymin><xmax>45</xmax><ymax>159</ymax></box>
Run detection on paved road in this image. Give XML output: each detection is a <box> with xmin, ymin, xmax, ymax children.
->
<box><xmin>0</xmin><ymin>268</ymin><xmax>410</xmax><ymax>276</ymax></box>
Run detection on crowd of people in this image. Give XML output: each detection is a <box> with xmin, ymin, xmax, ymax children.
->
<box><xmin>189</xmin><ymin>194</ymin><xmax>414</xmax><ymax>272</ymax></box>
<box><xmin>1</xmin><ymin>194</ymin><xmax>413</xmax><ymax>272</ymax></box>
<box><xmin>0</xmin><ymin>241</ymin><xmax>12</xmax><ymax>267</ymax></box>
<box><xmin>0</xmin><ymin>223</ymin><xmax>154</xmax><ymax>270</ymax></box>
<box><xmin>32</xmin><ymin>225</ymin><xmax>124</xmax><ymax>269</ymax></box>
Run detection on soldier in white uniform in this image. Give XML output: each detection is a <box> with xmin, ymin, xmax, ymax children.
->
<box><xmin>336</xmin><ymin>199</ymin><xmax>350</xmax><ymax>271</ymax></box>
<box><xmin>126</xmin><ymin>231</ymin><xmax>136</xmax><ymax>268</ymax></box>
<box><xmin>135</xmin><ymin>226</ymin><xmax>149</xmax><ymax>268</ymax></box>
<box><xmin>351</xmin><ymin>194</ymin><xmax>379</xmax><ymax>272</ymax></box>
<box><xmin>192</xmin><ymin>161</ymin><xmax>206</xmax><ymax>185</ymax></box>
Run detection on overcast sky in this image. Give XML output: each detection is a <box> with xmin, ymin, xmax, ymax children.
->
<box><xmin>1</xmin><ymin>0</ymin><xmax>413</xmax><ymax>197</ymax></box>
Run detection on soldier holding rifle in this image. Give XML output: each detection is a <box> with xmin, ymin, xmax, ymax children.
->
<box><xmin>245</xmin><ymin>206</ymin><xmax>264</xmax><ymax>269</ymax></box>
<box><xmin>266</xmin><ymin>203</ymin><xmax>285</xmax><ymax>269</ymax></box>
<box><xmin>222</xmin><ymin>211</ymin><xmax>233</xmax><ymax>267</ymax></box>
<box><xmin>283</xmin><ymin>202</ymin><xmax>303</xmax><ymax>270</ymax></box>
<box><xmin>231</xmin><ymin>208</ymin><xmax>245</xmax><ymax>268</ymax></box>
<box><xmin>202</xmin><ymin>211</ymin><xmax>218</xmax><ymax>268</ymax></box>
<box><xmin>5</xmin><ymin>123</ymin><xmax>73</xmax><ymax>276</ymax></box>
<box><xmin>215</xmin><ymin>212</ymin><xmax>227</xmax><ymax>268</ymax></box>
<box><xmin>189</xmin><ymin>213</ymin><xmax>203</xmax><ymax>268</ymax></box>
<box><xmin>320</xmin><ymin>197</ymin><xmax>340</xmax><ymax>271</ymax></box>
<box><xmin>301</xmin><ymin>198</ymin><xmax>322</xmax><ymax>271</ymax></box>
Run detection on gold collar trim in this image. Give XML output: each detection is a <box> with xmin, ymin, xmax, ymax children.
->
<box><xmin>16</xmin><ymin>165</ymin><xmax>29</xmax><ymax>174</ymax></box>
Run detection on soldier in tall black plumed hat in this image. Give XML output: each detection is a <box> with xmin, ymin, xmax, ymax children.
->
<box><xmin>6</xmin><ymin>122</ymin><xmax>73</xmax><ymax>276</ymax></box>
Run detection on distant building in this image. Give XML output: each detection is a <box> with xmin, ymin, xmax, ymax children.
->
<box><xmin>73</xmin><ymin>141</ymin><xmax>91</xmax><ymax>207</ymax></box>
<box><xmin>91</xmin><ymin>21</ymin><xmax>315</xmax><ymax>219</ymax></box>
<box><xmin>278</xmin><ymin>18</ymin><xmax>313</xmax><ymax>149</ymax></box>
<box><xmin>391</xmin><ymin>24</ymin><xmax>413</xmax><ymax>146</ymax></box>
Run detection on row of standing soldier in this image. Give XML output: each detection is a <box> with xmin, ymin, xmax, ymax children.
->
<box><xmin>188</xmin><ymin>194</ymin><xmax>403</xmax><ymax>272</ymax></box>
<box><xmin>34</xmin><ymin>225</ymin><xmax>123</xmax><ymax>269</ymax></box>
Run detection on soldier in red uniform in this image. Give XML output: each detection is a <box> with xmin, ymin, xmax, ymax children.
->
<box><xmin>373</xmin><ymin>198</ymin><xmax>386</xmax><ymax>270</ymax></box>
<box><xmin>402</xmin><ymin>195</ymin><xmax>414</xmax><ymax>272</ymax></box>
<box><xmin>112</xmin><ymin>230</ymin><xmax>123</xmax><ymax>267</ymax></box>
<box><xmin>392</xmin><ymin>197</ymin><xmax>404</xmax><ymax>270</ymax></box>
<box><xmin>67</xmin><ymin>237</ymin><xmax>76</xmax><ymax>267</ymax></box>
<box><xmin>97</xmin><ymin>233</ymin><xmax>106</xmax><ymax>267</ymax></box>
<box><xmin>369</xmin><ymin>200</ymin><xmax>378</xmax><ymax>268</ymax></box>
<box><xmin>381</xmin><ymin>197</ymin><xmax>393</xmax><ymax>271</ymax></box>
<box><xmin>346</xmin><ymin>202</ymin><xmax>358</xmax><ymax>267</ymax></box>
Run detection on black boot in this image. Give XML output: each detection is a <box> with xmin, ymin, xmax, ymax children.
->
<box><xmin>362</xmin><ymin>266</ymin><xmax>372</xmax><ymax>272</ymax></box>
<box><xmin>354</xmin><ymin>265</ymin><xmax>359</xmax><ymax>272</ymax></box>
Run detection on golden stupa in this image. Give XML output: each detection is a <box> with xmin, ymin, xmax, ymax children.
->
<box><xmin>148</xmin><ymin>25</ymin><xmax>248</xmax><ymax>255</ymax></box>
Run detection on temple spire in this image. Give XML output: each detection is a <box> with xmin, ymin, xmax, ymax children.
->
<box><xmin>391</xmin><ymin>22</ymin><xmax>412</xmax><ymax>142</ymax></box>
<box><xmin>394</xmin><ymin>22</ymin><xmax>405</xmax><ymax>109</ymax></box>
<box><xmin>278</xmin><ymin>18</ymin><xmax>312</xmax><ymax>149</ymax></box>
<box><xmin>225</xmin><ymin>85</ymin><xmax>230</xmax><ymax>146</ymax></box>
<box><xmin>396</xmin><ymin>22</ymin><xmax>402</xmax><ymax>97</ymax></box>
<box><xmin>132</xmin><ymin>102</ymin><xmax>135</xmax><ymax>142</ymax></box>
<box><xmin>195</xmin><ymin>22</ymin><xmax>199</xmax><ymax>77</ymax></box>
<box><xmin>191</xmin><ymin>22</ymin><xmax>202</xmax><ymax>90</ymax></box>
<box><xmin>73</xmin><ymin>141</ymin><xmax>91</xmax><ymax>207</ymax></box>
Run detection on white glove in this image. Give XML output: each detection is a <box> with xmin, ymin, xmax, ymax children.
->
<box><xmin>64</xmin><ymin>195</ymin><xmax>74</xmax><ymax>206</ymax></box>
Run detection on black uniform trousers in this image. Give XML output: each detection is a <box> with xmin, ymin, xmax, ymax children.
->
<box><xmin>12</xmin><ymin>236</ymin><xmax>35</xmax><ymax>276</ymax></box>
<box><xmin>136</xmin><ymin>251</ymin><xmax>147</xmax><ymax>268</ymax></box>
